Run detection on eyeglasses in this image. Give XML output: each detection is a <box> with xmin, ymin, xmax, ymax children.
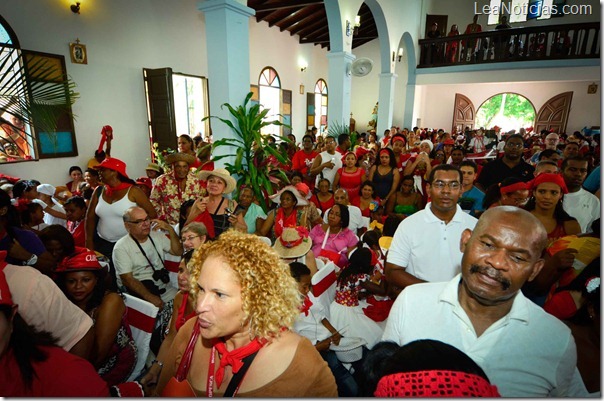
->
<box><xmin>431</xmin><ymin>181</ymin><xmax>461</xmax><ymax>190</ymax></box>
<box><xmin>506</xmin><ymin>143</ymin><xmax>524</xmax><ymax>149</ymax></box>
<box><xmin>128</xmin><ymin>217</ymin><xmax>150</xmax><ymax>225</ymax></box>
<box><xmin>181</xmin><ymin>235</ymin><xmax>200</xmax><ymax>243</ymax></box>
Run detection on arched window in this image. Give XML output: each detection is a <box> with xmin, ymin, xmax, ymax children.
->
<box><xmin>258</xmin><ymin>67</ymin><xmax>281</xmax><ymax>137</ymax></box>
<box><xmin>475</xmin><ymin>93</ymin><xmax>536</xmax><ymax>133</ymax></box>
<box><xmin>314</xmin><ymin>79</ymin><xmax>328</xmax><ymax>134</ymax></box>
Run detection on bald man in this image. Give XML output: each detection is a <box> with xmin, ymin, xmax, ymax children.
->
<box><xmin>383</xmin><ymin>207</ymin><xmax>587</xmax><ymax>397</ymax></box>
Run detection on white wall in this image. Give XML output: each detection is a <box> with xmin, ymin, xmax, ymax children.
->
<box><xmin>414</xmin><ymin>79</ymin><xmax>600</xmax><ymax>132</ymax></box>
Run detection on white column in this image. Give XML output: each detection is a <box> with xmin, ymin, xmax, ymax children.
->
<box><xmin>197</xmin><ymin>0</ymin><xmax>254</xmax><ymax>166</ymax></box>
<box><xmin>403</xmin><ymin>83</ymin><xmax>417</xmax><ymax>129</ymax></box>
<box><xmin>326</xmin><ymin>51</ymin><xmax>356</xmax><ymax>133</ymax></box>
<box><xmin>377</xmin><ymin>72</ymin><xmax>397</xmax><ymax>136</ymax></box>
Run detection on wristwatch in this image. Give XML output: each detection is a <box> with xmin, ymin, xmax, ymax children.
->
<box><xmin>24</xmin><ymin>254</ymin><xmax>38</xmax><ymax>266</ymax></box>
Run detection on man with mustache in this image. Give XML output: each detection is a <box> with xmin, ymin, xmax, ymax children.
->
<box><xmin>382</xmin><ymin>207</ymin><xmax>587</xmax><ymax>397</ymax></box>
<box><xmin>385</xmin><ymin>164</ymin><xmax>478</xmax><ymax>293</ymax></box>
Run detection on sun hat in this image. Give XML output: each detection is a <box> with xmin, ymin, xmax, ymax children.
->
<box><xmin>273</xmin><ymin>226</ymin><xmax>312</xmax><ymax>259</ymax></box>
<box><xmin>269</xmin><ymin>185</ymin><xmax>309</xmax><ymax>206</ymax></box>
<box><xmin>145</xmin><ymin>163</ymin><xmax>161</xmax><ymax>173</ymax></box>
<box><xmin>55</xmin><ymin>247</ymin><xmax>103</xmax><ymax>273</ymax></box>
<box><xmin>95</xmin><ymin>157</ymin><xmax>130</xmax><ymax>179</ymax></box>
<box><xmin>135</xmin><ymin>177</ymin><xmax>153</xmax><ymax>190</ymax></box>
<box><xmin>165</xmin><ymin>152</ymin><xmax>196</xmax><ymax>166</ymax></box>
<box><xmin>198</xmin><ymin>168</ymin><xmax>237</xmax><ymax>194</ymax></box>
<box><xmin>294</xmin><ymin>182</ymin><xmax>312</xmax><ymax>200</ymax></box>
<box><xmin>36</xmin><ymin>183</ymin><xmax>56</xmax><ymax>197</ymax></box>
<box><xmin>529</xmin><ymin>173</ymin><xmax>568</xmax><ymax>194</ymax></box>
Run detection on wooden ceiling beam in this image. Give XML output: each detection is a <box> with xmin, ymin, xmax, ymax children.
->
<box><xmin>253</xmin><ymin>0</ymin><xmax>323</xmax><ymax>12</ymax></box>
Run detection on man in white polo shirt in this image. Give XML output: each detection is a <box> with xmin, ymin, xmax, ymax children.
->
<box><xmin>385</xmin><ymin>164</ymin><xmax>477</xmax><ymax>292</ymax></box>
<box><xmin>382</xmin><ymin>207</ymin><xmax>587</xmax><ymax>397</ymax></box>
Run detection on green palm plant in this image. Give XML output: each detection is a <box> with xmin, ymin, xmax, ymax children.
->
<box><xmin>200</xmin><ymin>92</ymin><xmax>291</xmax><ymax>212</ymax></box>
<box><xmin>0</xmin><ymin>43</ymin><xmax>79</xmax><ymax>159</ymax></box>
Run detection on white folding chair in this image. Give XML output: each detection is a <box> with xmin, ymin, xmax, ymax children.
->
<box><xmin>310</xmin><ymin>261</ymin><xmax>337</xmax><ymax>319</ymax></box>
<box><xmin>123</xmin><ymin>293</ymin><xmax>159</xmax><ymax>382</ymax></box>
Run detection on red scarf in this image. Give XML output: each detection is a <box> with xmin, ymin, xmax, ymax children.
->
<box><xmin>210</xmin><ymin>338</ymin><xmax>265</xmax><ymax>389</ymax></box>
<box><xmin>274</xmin><ymin>208</ymin><xmax>297</xmax><ymax>238</ymax></box>
<box><xmin>300</xmin><ymin>295</ymin><xmax>313</xmax><ymax>316</ymax></box>
<box><xmin>104</xmin><ymin>182</ymin><xmax>132</xmax><ymax>197</ymax></box>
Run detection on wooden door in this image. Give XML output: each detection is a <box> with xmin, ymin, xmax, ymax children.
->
<box><xmin>535</xmin><ymin>92</ymin><xmax>573</xmax><ymax>134</ymax></box>
<box><xmin>425</xmin><ymin>14</ymin><xmax>448</xmax><ymax>37</ymax></box>
<box><xmin>452</xmin><ymin>93</ymin><xmax>475</xmax><ymax>133</ymax></box>
<box><xmin>143</xmin><ymin>67</ymin><xmax>177</xmax><ymax>152</ymax></box>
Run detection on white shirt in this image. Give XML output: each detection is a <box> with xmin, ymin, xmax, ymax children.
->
<box><xmin>293</xmin><ymin>297</ymin><xmax>332</xmax><ymax>344</ymax></box>
<box><xmin>314</xmin><ymin>150</ymin><xmax>342</xmax><ymax>190</ymax></box>
<box><xmin>113</xmin><ymin>231</ymin><xmax>178</xmax><ymax>303</ymax></box>
<box><xmin>323</xmin><ymin>204</ymin><xmax>367</xmax><ymax>235</ymax></box>
<box><xmin>382</xmin><ymin>275</ymin><xmax>588</xmax><ymax>397</ymax></box>
<box><xmin>387</xmin><ymin>203</ymin><xmax>477</xmax><ymax>282</ymax></box>
<box><xmin>562</xmin><ymin>188</ymin><xmax>600</xmax><ymax>233</ymax></box>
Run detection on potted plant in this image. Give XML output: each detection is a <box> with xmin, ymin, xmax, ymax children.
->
<box><xmin>201</xmin><ymin>92</ymin><xmax>291</xmax><ymax>212</ymax></box>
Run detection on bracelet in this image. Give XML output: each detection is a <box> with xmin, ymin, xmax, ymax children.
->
<box><xmin>151</xmin><ymin>359</ymin><xmax>164</xmax><ymax>369</ymax></box>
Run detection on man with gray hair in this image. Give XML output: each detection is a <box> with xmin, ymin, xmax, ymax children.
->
<box><xmin>112</xmin><ymin>206</ymin><xmax>182</xmax><ymax>309</ymax></box>
<box><xmin>530</xmin><ymin>132</ymin><xmax>561</xmax><ymax>165</ymax></box>
<box><xmin>383</xmin><ymin>207</ymin><xmax>587</xmax><ymax>396</ymax></box>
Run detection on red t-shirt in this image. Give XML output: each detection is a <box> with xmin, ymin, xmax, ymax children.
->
<box><xmin>292</xmin><ymin>150</ymin><xmax>319</xmax><ymax>175</ymax></box>
<box><xmin>0</xmin><ymin>346</ymin><xmax>109</xmax><ymax>396</ymax></box>
<box><xmin>67</xmin><ymin>220</ymin><xmax>85</xmax><ymax>248</ymax></box>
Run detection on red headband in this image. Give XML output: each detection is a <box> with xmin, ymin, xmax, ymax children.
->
<box><xmin>379</xmin><ymin>149</ymin><xmax>390</xmax><ymax>157</ymax></box>
<box><xmin>499</xmin><ymin>181</ymin><xmax>529</xmax><ymax>194</ymax></box>
<box><xmin>392</xmin><ymin>136</ymin><xmax>406</xmax><ymax>144</ymax></box>
<box><xmin>374</xmin><ymin>370</ymin><xmax>501</xmax><ymax>397</ymax></box>
<box><xmin>529</xmin><ymin>173</ymin><xmax>568</xmax><ymax>194</ymax></box>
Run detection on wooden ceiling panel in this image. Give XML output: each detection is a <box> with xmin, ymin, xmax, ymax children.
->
<box><xmin>247</xmin><ymin>0</ymin><xmax>378</xmax><ymax>50</ymax></box>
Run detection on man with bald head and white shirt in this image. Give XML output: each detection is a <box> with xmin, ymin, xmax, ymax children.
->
<box><xmin>382</xmin><ymin>207</ymin><xmax>588</xmax><ymax>397</ymax></box>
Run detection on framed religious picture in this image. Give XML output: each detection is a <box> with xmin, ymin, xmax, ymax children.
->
<box><xmin>69</xmin><ymin>41</ymin><xmax>88</xmax><ymax>64</ymax></box>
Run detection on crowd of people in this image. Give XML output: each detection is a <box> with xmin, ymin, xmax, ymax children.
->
<box><xmin>0</xmin><ymin>122</ymin><xmax>600</xmax><ymax>396</ymax></box>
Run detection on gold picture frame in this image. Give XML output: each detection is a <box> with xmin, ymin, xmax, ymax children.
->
<box><xmin>69</xmin><ymin>41</ymin><xmax>88</xmax><ymax>64</ymax></box>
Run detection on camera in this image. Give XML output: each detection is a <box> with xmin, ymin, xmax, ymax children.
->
<box><xmin>152</xmin><ymin>268</ymin><xmax>170</xmax><ymax>284</ymax></box>
<box><xmin>224</xmin><ymin>207</ymin><xmax>234</xmax><ymax>218</ymax></box>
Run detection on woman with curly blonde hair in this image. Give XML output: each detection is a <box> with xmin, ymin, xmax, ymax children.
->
<box><xmin>155</xmin><ymin>230</ymin><xmax>337</xmax><ymax>397</ymax></box>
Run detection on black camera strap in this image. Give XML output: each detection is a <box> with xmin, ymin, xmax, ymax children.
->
<box><xmin>130</xmin><ymin>234</ymin><xmax>164</xmax><ymax>273</ymax></box>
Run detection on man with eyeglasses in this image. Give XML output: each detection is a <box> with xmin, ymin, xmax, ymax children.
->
<box><xmin>530</xmin><ymin>132</ymin><xmax>561</xmax><ymax>165</ymax></box>
<box><xmin>476</xmin><ymin>134</ymin><xmax>534</xmax><ymax>191</ymax></box>
<box><xmin>385</xmin><ymin>165</ymin><xmax>478</xmax><ymax>295</ymax></box>
<box><xmin>113</xmin><ymin>206</ymin><xmax>182</xmax><ymax>310</ymax></box>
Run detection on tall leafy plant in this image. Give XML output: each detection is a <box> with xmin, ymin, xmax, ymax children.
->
<box><xmin>0</xmin><ymin>44</ymin><xmax>79</xmax><ymax>159</ymax></box>
<box><xmin>201</xmin><ymin>92</ymin><xmax>291</xmax><ymax>212</ymax></box>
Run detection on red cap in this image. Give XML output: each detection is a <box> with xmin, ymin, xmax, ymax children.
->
<box><xmin>529</xmin><ymin>173</ymin><xmax>568</xmax><ymax>194</ymax></box>
<box><xmin>0</xmin><ymin>251</ymin><xmax>13</xmax><ymax>306</ymax></box>
<box><xmin>55</xmin><ymin>247</ymin><xmax>103</xmax><ymax>273</ymax></box>
<box><xmin>95</xmin><ymin>157</ymin><xmax>130</xmax><ymax>179</ymax></box>
<box><xmin>136</xmin><ymin>176</ymin><xmax>153</xmax><ymax>190</ymax></box>
<box><xmin>443</xmin><ymin>139</ymin><xmax>455</xmax><ymax>145</ymax></box>
<box><xmin>355</xmin><ymin>147</ymin><xmax>370</xmax><ymax>159</ymax></box>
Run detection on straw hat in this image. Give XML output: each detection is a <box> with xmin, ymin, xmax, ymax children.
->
<box><xmin>270</xmin><ymin>185</ymin><xmax>309</xmax><ymax>206</ymax></box>
<box><xmin>165</xmin><ymin>152</ymin><xmax>196</xmax><ymax>166</ymax></box>
<box><xmin>145</xmin><ymin>163</ymin><xmax>161</xmax><ymax>173</ymax></box>
<box><xmin>198</xmin><ymin>168</ymin><xmax>237</xmax><ymax>194</ymax></box>
<box><xmin>273</xmin><ymin>226</ymin><xmax>312</xmax><ymax>259</ymax></box>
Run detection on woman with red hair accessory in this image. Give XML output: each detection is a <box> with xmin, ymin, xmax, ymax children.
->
<box><xmin>333</xmin><ymin>151</ymin><xmax>366</xmax><ymax>204</ymax></box>
<box><xmin>366</xmin><ymin>339</ymin><xmax>500</xmax><ymax>397</ymax></box>
<box><xmin>55</xmin><ymin>247</ymin><xmax>137</xmax><ymax>386</ymax></box>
